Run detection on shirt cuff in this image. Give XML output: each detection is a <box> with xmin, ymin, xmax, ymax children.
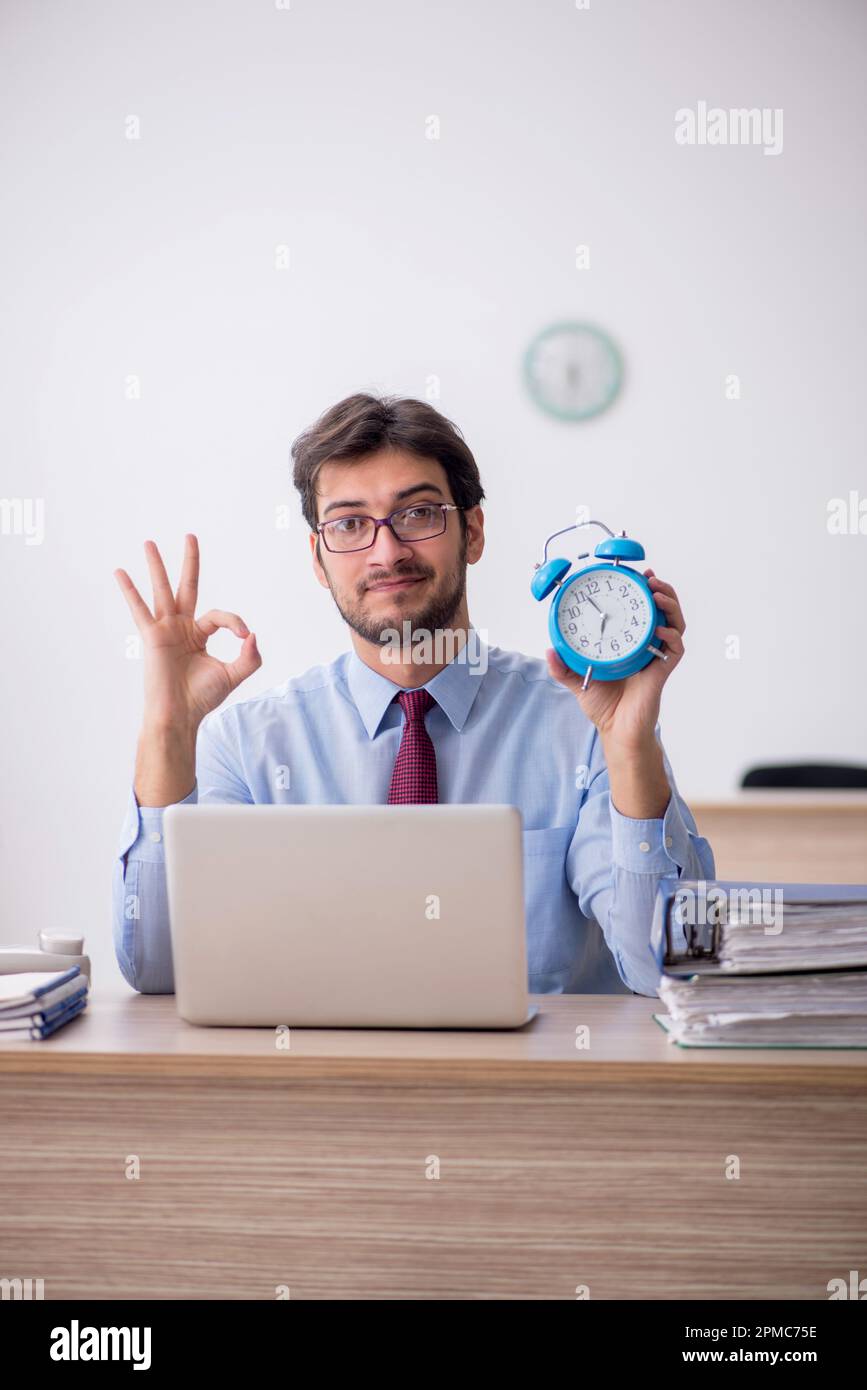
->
<box><xmin>118</xmin><ymin>780</ymin><xmax>198</xmax><ymax>864</ymax></box>
<box><xmin>609</xmin><ymin>792</ymin><xmax>693</xmax><ymax>875</ymax></box>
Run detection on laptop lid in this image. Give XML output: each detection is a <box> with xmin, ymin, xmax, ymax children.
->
<box><xmin>163</xmin><ymin>803</ymin><xmax>531</xmax><ymax>1028</ymax></box>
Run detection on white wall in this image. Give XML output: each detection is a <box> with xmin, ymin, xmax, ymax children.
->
<box><xmin>2</xmin><ymin>0</ymin><xmax>865</xmax><ymax>980</ymax></box>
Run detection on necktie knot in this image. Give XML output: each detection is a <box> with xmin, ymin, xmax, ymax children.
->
<box><xmin>396</xmin><ymin>688</ymin><xmax>435</xmax><ymax>722</ymax></box>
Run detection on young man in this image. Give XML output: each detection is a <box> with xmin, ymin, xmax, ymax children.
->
<box><xmin>113</xmin><ymin>393</ymin><xmax>714</xmax><ymax>996</ymax></box>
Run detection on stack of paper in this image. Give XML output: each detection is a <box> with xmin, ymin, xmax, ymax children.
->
<box><xmin>657</xmin><ymin>970</ymin><xmax>867</xmax><ymax>1047</ymax></box>
<box><xmin>717</xmin><ymin>901</ymin><xmax>867</xmax><ymax>972</ymax></box>
<box><xmin>0</xmin><ymin>967</ymin><xmax>88</xmax><ymax>1040</ymax></box>
<box><xmin>651</xmin><ymin>879</ymin><xmax>867</xmax><ymax>1048</ymax></box>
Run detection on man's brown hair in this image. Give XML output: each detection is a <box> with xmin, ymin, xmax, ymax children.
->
<box><xmin>291</xmin><ymin>393</ymin><xmax>486</xmax><ymax>538</ymax></box>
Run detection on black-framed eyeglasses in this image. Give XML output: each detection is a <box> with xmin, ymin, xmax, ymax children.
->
<box><xmin>316</xmin><ymin>502</ymin><xmax>462</xmax><ymax>554</ymax></box>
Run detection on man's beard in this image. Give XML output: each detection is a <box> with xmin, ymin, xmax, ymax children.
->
<box><xmin>324</xmin><ymin>534</ymin><xmax>468</xmax><ymax>649</ymax></box>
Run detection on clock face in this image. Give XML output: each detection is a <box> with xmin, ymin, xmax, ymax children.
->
<box><xmin>523</xmin><ymin>322</ymin><xmax>623</xmax><ymax>420</ymax></box>
<box><xmin>556</xmin><ymin>568</ymin><xmax>653</xmax><ymax>665</ymax></box>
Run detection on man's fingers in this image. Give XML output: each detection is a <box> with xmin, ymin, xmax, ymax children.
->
<box><xmin>546</xmin><ymin>647</ymin><xmax>572</xmax><ymax>681</ymax></box>
<box><xmin>144</xmin><ymin>540</ymin><xmax>178</xmax><ymax>620</ymax></box>
<box><xmin>223</xmin><ymin>633</ymin><xmax>262</xmax><ymax>691</ymax></box>
<box><xmin>545</xmin><ymin>647</ymin><xmax>586</xmax><ymax>695</ymax></box>
<box><xmin>654</xmin><ymin>623</ymin><xmax>685</xmax><ymax>656</ymax></box>
<box><xmin>646</xmin><ymin>574</ymin><xmax>678</xmax><ymax>600</ymax></box>
<box><xmin>196</xmin><ymin>609</ymin><xmax>251</xmax><ymax>641</ymax></box>
<box><xmin>652</xmin><ymin>590</ymin><xmax>685</xmax><ymax>633</ymax></box>
<box><xmin>644</xmin><ymin>570</ymin><xmax>684</xmax><ymax>626</ymax></box>
<box><xmin>114</xmin><ymin>568</ymin><xmax>154</xmax><ymax>632</ymax></box>
<box><xmin>175</xmin><ymin>533</ymin><xmax>200</xmax><ymax>617</ymax></box>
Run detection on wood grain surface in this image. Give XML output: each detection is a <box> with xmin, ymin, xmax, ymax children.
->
<box><xmin>691</xmin><ymin>794</ymin><xmax>867</xmax><ymax>884</ymax></box>
<box><xmin>1</xmin><ymin>995</ymin><xmax>865</xmax><ymax>1299</ymax></box>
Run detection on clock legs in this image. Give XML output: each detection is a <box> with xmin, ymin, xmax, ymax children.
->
<box><xmin>581</xmin><ymin>647</ymin><xmax>667</xmax><ymax>688</ymax></box>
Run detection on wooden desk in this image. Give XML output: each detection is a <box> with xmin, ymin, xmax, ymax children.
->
<box><xmin>1</xmin><ymin>993</ymin><xmax>865</xmax><ymax>1300</ymax></box>
<box><xmin>692</xmin><ymin>793</ymin><xmax>867</xmax><ymax>883</ymax></box>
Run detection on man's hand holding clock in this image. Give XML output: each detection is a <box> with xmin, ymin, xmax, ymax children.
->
<box><xmin>545</xmin><ymin>570</ymin><xmax>686</xmax><ymax>819</ymax></box>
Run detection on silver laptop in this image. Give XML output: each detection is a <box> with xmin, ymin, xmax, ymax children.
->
<box><xmin>163</xmin><ymin>803</ymin><xmax>537</xmax><ymax>1029</ymax></box>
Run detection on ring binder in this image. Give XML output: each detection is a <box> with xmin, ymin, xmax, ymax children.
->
<box><xmin>665</xmin><ymin>890</ymin><xmax>721</xmax><ymax>963</ymax></box>
<box><xmin>651</xmin><ymin>877</ymin><xmax>867</xmax><ymax>1048</ymax></box>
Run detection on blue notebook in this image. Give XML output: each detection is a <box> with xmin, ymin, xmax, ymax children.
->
<box><xmin>0</xmin><ymin>991</ymin><xmax>88</xmax><ymax>1041</ymax></box>
<box><xmin>0</xmin><ymin>967</ymin><xmax>86</xmax><ymax>1023</ymax></box>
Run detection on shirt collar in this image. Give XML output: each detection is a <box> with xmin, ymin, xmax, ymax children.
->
<box><xmin>346</xmin><ymin>632</ymin><xmax>488</xmax><ymax>739</ymax></box>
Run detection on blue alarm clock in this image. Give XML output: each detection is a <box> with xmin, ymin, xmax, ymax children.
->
<box><xmin>531</xmin><ymin>518</ymin><xmax>668</xmax><ymax>690</ymax></box>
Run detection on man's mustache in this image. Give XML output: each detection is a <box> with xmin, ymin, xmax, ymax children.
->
<box><xmin>363</xmin><ymin>568</ymin><xmax>433</xmax><ymax>592</ymax></box>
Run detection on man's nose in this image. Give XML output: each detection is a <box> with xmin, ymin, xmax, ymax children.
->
<box><xmin>368</xmin><ymin>522</ymin><xmax>414</xmax><ymax>567</ymax></box>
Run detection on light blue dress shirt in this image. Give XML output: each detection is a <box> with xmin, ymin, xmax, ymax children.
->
<box><xmin>113</xmin><ymin>637</ymin><xmax>715</xmax><ymax>997</ymax></box>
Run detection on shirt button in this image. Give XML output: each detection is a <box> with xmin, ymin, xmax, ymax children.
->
<box><xmin>149</xmin><ymin>831</ymin><xmax>162</xmax><ymax>843</ymax></box>
<box><xmin>639</xmin><ymin>840</ymin><xmax>650</xmax><ymax>852</ymax></box>
<box><xmin>665</xmin><ymin>835</ymin><xmax>673</xmax><ymax>847</ymax></box>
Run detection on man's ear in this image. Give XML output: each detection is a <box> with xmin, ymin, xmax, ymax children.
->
<box><xmin>309</xmin><ymin>530</ymin><xmax>330</xmax><ymax>589</ymax></box>
<box><xmin>465</xmin><ymin>505</ymin><xmax>485</xmax><ymax>565</ymax></box>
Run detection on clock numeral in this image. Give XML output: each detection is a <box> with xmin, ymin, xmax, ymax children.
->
<box><xmin>610</xmin><ymin>639</ymin><xmax>620</xmax><ymax>652</ymax></box>
<box><xmin>594</xmin><ymin>640</ymin><xmax>602</xmax><ymax>654</ymax></box>
<box><xmin>631</xmin><ymin>616</ymin><xmax>640</xmax><ymax>627</ymax></box>
<box><xmin>624</xmin><ymin>632</ymin><xmax>633</xmax><ymax>643</ymax></box>
<box><xmin>619</xmin><ymin>583</ymin><xmax>628</xmax><ymax>596</ymax></box>
<box><xmin>566</xmin><ymin>621</ymin><xmax>578</xmax><ymax>635</ymax></box>
<box><xmin>586</xmin><ymin>579</ymin><xmax>600</xmax><ymax>595</ymax></box>
<box><xmin>629</xmin><ymin>597</ymin><xmax>639</xmax><ymax>610</ymax></box>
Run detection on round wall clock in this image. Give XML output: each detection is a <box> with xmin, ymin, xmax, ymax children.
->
<box><xmin>523</xmin><ymin>321</ymin><xmax>624</xmax><ymax>420</ymax></box>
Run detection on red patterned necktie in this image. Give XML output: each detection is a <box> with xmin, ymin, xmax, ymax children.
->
<box><xmin>387</xmin><ymin>689</ymin><xmax>438</xmax><ymax>804</ymax></box>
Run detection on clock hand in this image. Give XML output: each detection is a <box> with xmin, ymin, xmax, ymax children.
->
<box><xmin>583</xmin><ymin>595</ymin><xmax>605</xmax><ymax>633</ymax></box>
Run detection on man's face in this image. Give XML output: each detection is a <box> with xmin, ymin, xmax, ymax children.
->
<box><xmin>309</xmin><ymin>448</ymin><xmax>483</xmax><ymax>646</ymax></box>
